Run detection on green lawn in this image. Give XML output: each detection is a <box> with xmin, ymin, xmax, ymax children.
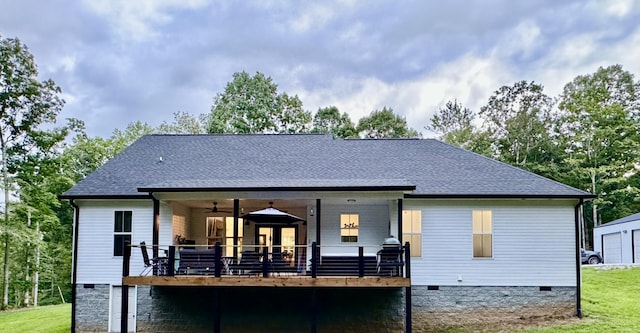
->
<box><xmin>0</xmin><ymin>303</ymin><xmax>70</xmax><ymax>333</ymax></box>
<box><xmin>520</xmin><ymin>266</ymin><xmax>640</xmax><ymax>333</ymax></box>
<box><xmin>0</xmin><ymin>267</ymin><xmax>637</xmax><ymax>332</ymax></box>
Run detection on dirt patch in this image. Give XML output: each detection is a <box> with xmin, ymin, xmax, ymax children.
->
<box><xmin>413</xmin><ymin>305</ymin><xmax>582</xmax><ymax>332</ymax></box>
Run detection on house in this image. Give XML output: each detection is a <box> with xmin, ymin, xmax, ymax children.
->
<box><xmin>60</xmin><ymin>134</ymin><xmax>593</xmax><ymax>333</ymax></box>
<box><xmin>594</xmin><ymin>212</ymin><xmax>640</xmax><ymax>264</ymax></box>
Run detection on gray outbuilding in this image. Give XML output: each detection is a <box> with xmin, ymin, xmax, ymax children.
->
<box><xmin>594</xmin><ymin>212</ymin><xmax>640</xmax><ymax>264</ymax></box>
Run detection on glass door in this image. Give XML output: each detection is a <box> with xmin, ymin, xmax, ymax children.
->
<box><xmin>258</xmin><ymin>227</ymin><xmax>273</xmax><ymax>254</ymax></box>
<box><xmin>257</xmin><ymin>226</ymin><xmax>297</xmax><ymax>267</ymax></box>
<box><xmin>281</xmin><ymin>228</ymin><xmax>295</xmax><ymax>267</ymax></box>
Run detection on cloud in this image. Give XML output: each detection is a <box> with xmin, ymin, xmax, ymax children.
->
<box><xmin>81</xmin><ymin>0</ymin><xmax>210</xmax><ymax>41</ymax></box>
<box><xmin>602</xmin><ymin>0</ymin><xmax>636</xmax><ymax>17</ymax></box>
<box><xmin>2</xmin><ymin>0</ymin><xmax>639</xmax><ymax>139</ymax></box>
<box><xmin>296</xmin><ymin>52</ymin><xmax>513</xmax><ymax>136</ymax></box>
<box><xmin>496</xmin><ymin>20</ymin><xmax>542</xmax><ymax>60</ymax></box>
<box><xmin>289</xmin><ymin>4</ymin><xmax>338</xmax><ymax>34</ymax></box>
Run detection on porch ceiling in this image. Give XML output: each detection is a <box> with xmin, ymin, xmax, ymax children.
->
<box><xmin>168</xmin><ymin>197</ymin><xmax>396</xmax><ymax>211</ymax></box>
<box><xmin>178</xmin><ymin>199</ymin><xmax>311</xmax><ymax>210</ymax></box>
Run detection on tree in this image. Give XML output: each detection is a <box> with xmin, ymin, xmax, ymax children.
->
<box><xmin>207</xmin><ymin>71</ymin><xmax>312</xmax><ymax>134</ymax></box>
<box><xmin>356</xmin><ymin>107</ymin><xmax>420</xmax><ymax>139</ymax></box>
<box><xmin>275</xmin><ymin>93</ymin><xmax>312</xmax><ymax>134</ymax></box>
<box><xmin>61</xmin><ymin>121</ymin><xmax>154</xmax><ymax>183</ymax></box>
<box><xmin>0</xmin><ymin>36</ymin><xmax>66</xmax><ymax>309</ymax></box>
<box><xmin>558</xmin><ymin>65</ymin><xmax>640</xmax><ymax>230</ymax></box>
<box><xmin>111</xmin><ymin>121</ymin><xmax>154</xmax><ymax>152</ymax></box>
<box><xmin>428</xmin><ymin>100</ymin><xmax>477</xmax><ymax>146</ymax></box>
<box><xmin>427</xmin><ymin>100</ymin><xmax>494</xmax><ymax>156</ymax></box>
<box><xmin>157</xmin><ymin>111</ymin><xmax>209</xmax><ymax>134</ymax></box>
<box><xmin>479</xmin><ymin>81</ymin><xmax>557</xmax><ymax>174</ymax></box>
<box><xmin>311</xmin><ymin>106</ymin><xmax>358</xmax><ymax>138</ymax></box>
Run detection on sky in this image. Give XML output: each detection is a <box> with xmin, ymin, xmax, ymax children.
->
<box><xmin>1</xmin><ymin>0</ymin><xmax>639</xmax><ymax>138</ymax></box>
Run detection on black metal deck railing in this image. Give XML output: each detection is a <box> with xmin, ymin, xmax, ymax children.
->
<box><xmin>124</xmin><ymin>241</ymin><xmax>411</xmax><ymax>279</ymax></box>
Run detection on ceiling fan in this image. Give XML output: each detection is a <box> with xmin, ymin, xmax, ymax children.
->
<box><xmin>204</xmin><ymin>202</ymin><xmax>232</xmax><ymax>213</ymax></box>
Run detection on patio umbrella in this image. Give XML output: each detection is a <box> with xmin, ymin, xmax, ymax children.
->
<box><xmin>241</xmin><ymin>202</ymin><xmax>306</xmax><ymax>224</ymax></box>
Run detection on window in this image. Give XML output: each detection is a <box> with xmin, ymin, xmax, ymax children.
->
<box><xmin>114</xmin><ymin>211</ymin><xmax>132</xmax><ymax>256</ymax></box>
<box><xmin>224</xmin><ymin>217</ymin><xmax>243</xmax><ymax>256</ymax></box>
<box><xmin>402</xmin><ymin>210</ymin><xmax>422</xmax><ymax>257</ymax></box>
<box><xmin>472</xmin><ymin>210</ymin><xmax>492</xmax><ymax>258</ymax></box>
<box><xmin>340</xmin><ymin>214</ymin><xmax>359</xmax><ymax>242</ymax></box>
<box><xmin>206</xmin><ymin>217</ymin><xmax>225</xmax><ymax>245</ymax></box>
<box><xmin>207</xmin><ymin>217</ymin><xmax>244</xmax><ymax>255</ymax></box>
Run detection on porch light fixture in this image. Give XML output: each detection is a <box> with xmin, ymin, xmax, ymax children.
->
<box><xmin>310</xmin><ymin>207</ymin><xmax>314</xmax><ymax>216</ymax></box>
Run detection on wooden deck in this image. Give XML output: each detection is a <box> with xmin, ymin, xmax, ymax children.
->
<box><xmin>123</xmin><ymin>275</ymin><xmax>410</xmax><ymax>287</ymax></box>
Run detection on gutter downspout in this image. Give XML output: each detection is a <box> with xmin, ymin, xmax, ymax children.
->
<box><xmin>70</xmin><ymin>199</ymin><xmax>80</xmax><ymax>333</ymax></box>
<box><xmin>574</xmin><ymin>199</ymin><xmax>583</xmax><ymax>318</ymax></box>
<box><xmin>150</xmin><ymin>193</ymin><xmax>160</xmax><ymax>260</ymax></box>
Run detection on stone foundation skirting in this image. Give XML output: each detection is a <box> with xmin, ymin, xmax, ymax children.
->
<box><xmin>75</xmin><ymin>284</ymin><xmax>111</xmax><ymax>332</ymax></box>
<box><xmin>412</xmin><ymin>285</ymin><xmax>577</xmax><ymax>330</ymax></box>
<box><xmin>74</xmin><ymin>284</ymin><xmax>576</xmax><ymax>332</ymax></box>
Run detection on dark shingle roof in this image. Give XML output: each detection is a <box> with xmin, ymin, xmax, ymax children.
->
<box><xmin>61</xmin><ymin>134</ymin><xmax>591</xmax><ymax>198</ymax></box>
<box><xmin>595</xmin><ymin>212</ymin><xmax>640</xmax><ymax>228</ymax></box>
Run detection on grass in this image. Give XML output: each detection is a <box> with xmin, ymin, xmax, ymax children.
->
<box><xmin>0</xmin><ymin>303</ymin><xmax>70</xmax><ymax>333</ymax></box>
<box><xmin>520</xmin><ymin>266</ymin><xmax>640</xmax><ymax>333</ymax></box>
<box><xmin>0</xmin><ymin>267</ymin><xmax>637</xmax><ymax>332</ymax></box>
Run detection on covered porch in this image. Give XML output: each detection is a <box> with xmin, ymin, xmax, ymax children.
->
<box><xmin>136</xmin><ymin>188</ymin><xmax>415</xmax><ymax>284</ymax></box>
<box><xmin>120</xmin><ymin>189</ymin><xmax>415</xmax><ymax>332</ymax></box>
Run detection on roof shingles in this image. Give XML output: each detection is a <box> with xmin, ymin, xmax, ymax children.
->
<box><xmin>62</xmin><ymin>134</ymin><xmax>591</xmax><ymax>198</ymax></box>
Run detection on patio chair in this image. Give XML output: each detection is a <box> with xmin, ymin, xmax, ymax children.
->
<box><xmin>140</xmin><ymin>241</ymin><xmax>166</xmax><ymax>276</ymax></box>
<box><xmin>233</xmin><ymin>250</ymin><xmax>263</xmax><ymax>275</ymax></box>
<box><xmin>270</xmin><ymin>252</ymin><xmax>287</xmax><ymax>275</ymax></box>
<box><xmin>177</xmin><ymin>248</ymin><xmax>217</xmax><ymax>275</ymax></box>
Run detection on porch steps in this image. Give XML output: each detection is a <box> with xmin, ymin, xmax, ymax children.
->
<box><xmin>316</xmin><ymin>256</ymin><xmax>378</xmax><ymax>276</ymax></box>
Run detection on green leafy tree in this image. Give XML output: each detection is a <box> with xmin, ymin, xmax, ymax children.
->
<box><xmin>111</xmin><ymin>121</ymin><xmax>154</xmax><ymax>152</ymax></box>
<box><xmin>479</xmin><ymin>81</ymin><xmax>557</xmax><ymax>174</ymax></box>
<box><xmin>61</xmin><ymin>121</ymin><xmax>153</xmax><ymax>182</ymax></box>
<box><xmin>0</xmin><ymin>36</ymin><xmax>66</xmax><ymax>309</ymax></box>
<box><xmin>558</xmin><ymin>65</ymin><xmax>640</xmax><ymax>230</ymax></box>
<box><xmin>356</xmin><ymin>107</ymin><xmax>420</xmax><ymax>138</ymax></box>
<box><xmin>427</xmin><ymin>100</ymin><xmax>494</xmax><ymax>157</ymax></box>
<box><xmin>208</xmin><ymin>71</ymin><xmax>312</xmax><ymax>134</ymax></box>
<box><xmin>275</xmin><ymin>93</ymin><xmax>312</xmax><ymax>133</ymax></box>
<box><xmin>157</xmin><ymin>111</ymin><xmax>209</xmax><ymax>134</ymax></box>
<box><xmin>15</xmin><ymin>150</ymin><xmax>73</xmax><ymax>306</ymax></box>
<box><xmin>311</xmin><ymin>106</ymin><xmax>358</xmax><ymax>138</ymax></box>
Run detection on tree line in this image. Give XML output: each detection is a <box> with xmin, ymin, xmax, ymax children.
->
<box><xmin>1</xmin><ymin>35</ymin><xmax>638</xmax><ymax>309</ymax></box>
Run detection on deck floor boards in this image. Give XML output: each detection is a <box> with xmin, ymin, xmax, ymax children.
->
<box><xmin>123</xmin><ymin>275</ymin><xmax>410</xmax><ymax>287</ymax></box>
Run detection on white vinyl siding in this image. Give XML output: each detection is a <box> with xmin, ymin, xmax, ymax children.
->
<box><xmin>313</xmin><ymin>204</ymin><xmax>389</xmax><ymax>256</ymax></box>
<box><xmin>76</xmin><ymin>200</ymin><xmax>153</xmax><ymax>284</ymax></box>
<box><xmin>405</xmin><ymin>199</ymin><xmax>577</xmax><ymax>287</ymax></box>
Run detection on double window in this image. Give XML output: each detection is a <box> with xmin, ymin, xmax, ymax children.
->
<box><xmin>472</xmin><ymin>210</ymin><xmax>493</xmax><ymax>258</ymax></box>
<box><xmin>402</xmin><ymin>210</ymin><xmax>422</xmax><ymax>257</ymax></box>
<box><xmin>340</xmin><ymin>214</ymin><xmax>359</xmax><ymax>242</ymax></box>
<box><xmin>114</xmin><ymin>211</ymin><xmax>132</xmax><ymax>256</ymax></box>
